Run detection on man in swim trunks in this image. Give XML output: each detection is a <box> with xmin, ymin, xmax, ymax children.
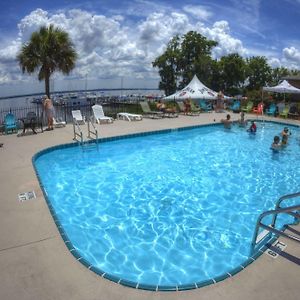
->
<box><xmin>43</xmin><ymin>96</ymin><xmax>54</xmax><ymax>131</ymax></box>
<box><xmin>221</xmin><ymin>114</ymin><xmax>232</xmax><ymax>129</ymax></box>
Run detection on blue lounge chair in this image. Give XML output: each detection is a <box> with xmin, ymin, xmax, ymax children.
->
<box><xmin>199</xmin><ymin>100</ymin><xmax>213</xmax><ymax>111</ymax></box>
<box><xmin>266</xmin><ymin>103</ymin><xmax>277</xmax><ymax>116</ymax></box>
<box><xmin>4</xmin><ymin>113</ymin><xmax>18</xmax><ymax>134</ymax></box>
<box><xmin>229</xmin><ymin>100</ymin><xmax>240</xmax><ymax>112</ymax></box>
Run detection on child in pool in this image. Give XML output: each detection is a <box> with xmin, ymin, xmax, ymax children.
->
<box><xmin>271</xmin><ymin>135</ymin><xmax>281</xmax><ymax>150</ymax></box>
<box><xmin>281</xmin><ymin>127</ymin><xmax>291</xmax><ymax>145</ymax></box>
<box><xmin>247</xmin><ymin>121</ymin><xmax>256</xmax><ymax>133</ymax></box>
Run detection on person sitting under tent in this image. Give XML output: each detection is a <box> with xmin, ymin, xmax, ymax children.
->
<box><xmin>184</xmin><ymin>99</ymin><xmax>192</xmax><ymax>114</ymax></box>
<box><xmin>156</xmin><ymin>100</ymin><xmax>166</xmax><ymax>112</ymax></box>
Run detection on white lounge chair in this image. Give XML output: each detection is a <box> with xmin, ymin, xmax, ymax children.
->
<box><xmin>117</xmin><ymin>112</ymin><xmax>143</xmax><ymax>121</ymax></box>
<box><xmin>71</xmin><ymin>110</ymin><xmax>85</xmax><ymax>124</ymax></box>
<box><xmin>92</xmin><ymin>105</ymin><xmax>114</xmax><ymax>124</ymax></box>
<box><xmin>53</xmin><ymin>117</ymin><xmax>66</xmax><ymax>128</ymax></box>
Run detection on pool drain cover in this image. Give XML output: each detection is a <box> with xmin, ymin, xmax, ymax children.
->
<box><xmin>18</xmin><ymin>191</ymin><xmax>36</xmax><ymax>202</ymax></box>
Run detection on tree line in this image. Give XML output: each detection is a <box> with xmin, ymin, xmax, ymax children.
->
<box><xmin>152</xmin><ymin>31</ymin><xmax>300</xmax><ymax>99</ymax></box>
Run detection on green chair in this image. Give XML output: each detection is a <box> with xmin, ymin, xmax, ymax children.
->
<box><xmin>4</xmin><ymin>113</ymin><xmax>18</xmax><ymax>134</ymax></box>
<box><xmin>140</xmin><ymin>101</ymin><xmax>163</xmax><ymax>118</ymax></box>
<box><xmin>190</xmin><ymin>101</ymin><xmax>201</xmax><ymax>114</ymax></box>
<box><xmin>279</xmin><ymin>106</ymin><xmax>289</xmax><ymax>118</ymax></box>
<box><xmin>241</xmin><ymin>101</ymin><xmax>253</xmax><ymax>113</ymax></box>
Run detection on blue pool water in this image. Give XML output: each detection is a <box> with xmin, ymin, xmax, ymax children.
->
<box><xmin>34</xmin><ymin>122</ymin><xmax>300</xmax><ymax>288</ymax></box>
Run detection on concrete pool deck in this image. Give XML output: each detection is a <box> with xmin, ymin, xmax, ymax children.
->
<box><xmin>0</xmin><ymin>112</ymin><xmax>299</xmax><ymax>300</ymax></box>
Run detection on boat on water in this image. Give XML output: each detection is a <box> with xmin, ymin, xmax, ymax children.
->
<box><xmin>30</xmin><ymin>90</ymin><xmax>164</xmax><ymax>106</ymax></box>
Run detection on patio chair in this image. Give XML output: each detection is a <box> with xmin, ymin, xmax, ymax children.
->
<box><xmin>199</xmin><ymin>100</ymin><xmax>213</xmax><ymax>112</ymax></box>
<box><xmin>190</xmin><ymin>101</ymin><xmax>201</xmax><ymax>114</ymax></box>
<box><xmin>4</xmin><ymin>113</ymin><xmax>18</xmax><ymax>134</ymax></box>
<box><xmin>288</xmin><ymin>106</ymin><xmax>299</xmax><ymax>119</ymax></box>
<box><xmin>53</xmin><ymin>117</ymin><xmax>66</xmax><ymax>128</ymax></box>
<box><xmin>252</xmin><ymin>102</ymin><xmax>264</xmax><ymax>115</ymax></box>
<box><xmin>265</xmin><ymin>103</ymin><xmax>277</xmax><ymax>116</ymax></box>
<box><xmin>72</xmin><ymin>110</ymin><xmax>85</xmax><ymax>124</ymax></box>
<box><xmin>117</xmin><ymin>112</ymin><xmax>143</xmax><ymax>121</ymax></box>
<box><xmin>279</xmin><ymin>106</ymin><xmax>290</xmax><ymax>118</ymax></box>
<box><xmin>20</xmin><ymin>111</ymin><xmax>43</xmax><ymax>134</ymax></box>
<box><xmin>241</xmin><ymin>101</ymin><xmax>253</xmax><ymax>113</ymax></box>
<box><xmin>92</xmin><ymin>105</ymin><xmax>114</xmax><ymax>124</ymax></box>
<box><xmin>140</xmin><ymin>101</ymin><xmax>163</xmax><ymax>118</ymax></box>
<box><xmin>229</xmin><ymin>100</ymin><xmax>241</xmax><ymax>112</ymax></box>
<box><xmin>176</xmin><ymin>101</ymin><xmax>199</xmax><ymax>116</ymax></box>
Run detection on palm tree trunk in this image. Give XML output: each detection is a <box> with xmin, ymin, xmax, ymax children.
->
<box><xmin>45</xmin><ymin>73</ymin><xmax>50</xmax><ymax>97</ymax></box>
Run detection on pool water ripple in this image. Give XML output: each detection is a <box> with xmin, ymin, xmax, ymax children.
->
<box><xmin>34</xmin><ymin>122</ymin><xmax>300</xmax><ymax>287</ymax></box>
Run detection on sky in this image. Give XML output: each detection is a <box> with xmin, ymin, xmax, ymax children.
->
<box><xmin>0</xmin><ymin>0</ymin><xmax>300</xmax><ymax>97</ymax></box>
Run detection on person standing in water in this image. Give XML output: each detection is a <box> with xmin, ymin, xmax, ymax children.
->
<box><xmin>221</xmin><ymin>114</ymin><xmax>232</xmax><ymax>129</ymax></box>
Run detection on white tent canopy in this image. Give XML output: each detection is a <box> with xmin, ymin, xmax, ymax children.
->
<box><xmin>164</xmin><ymin>75</ymin><xmax>219</xmax><ymax>100</ymax></box>
<box><xmin>263</xmin><ymin>80</ymin><xmax>300</xmax><ymax>94</ymax></box>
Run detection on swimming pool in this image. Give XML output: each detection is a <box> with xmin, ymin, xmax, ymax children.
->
<box><xmin>34</xmin><ymin>121</ymin><xmax>300</xmax><ymax>290</ymax></box>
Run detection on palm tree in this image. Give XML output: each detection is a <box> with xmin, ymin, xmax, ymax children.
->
<box><xmin>17</xmin><ymin>24</ymin><xmax>77</xmax><ymax>97</ymax></box>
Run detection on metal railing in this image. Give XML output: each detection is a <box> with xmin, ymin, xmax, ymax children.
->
<box><xmin>72</xmin><ymin>119</ymin><xmax>83</xmax><ymax>144</ymax></box>
<box><xmin>0</xmin><ymin>101</ymin><xmax>143</xmax><ymax>125</ymax></box>
<box><xmin>250</xmin><ymin>192</ymin><xmax>300</xmax><ymax>255</ymax></box>
<box><xmin>87</xmin><ymin>117</ymin><xmax>98</xmax><ymax>142</ymax></box>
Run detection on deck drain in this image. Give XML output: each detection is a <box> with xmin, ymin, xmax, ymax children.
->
<box><xmin>18</xmin><ymin>191</ymin><xmax>36</xmax><ymax>202</ymax></box>
<box><xmin>266</xmin><ymin>240</ymin><xmax>287</xmax><ymax>259</ymax></box>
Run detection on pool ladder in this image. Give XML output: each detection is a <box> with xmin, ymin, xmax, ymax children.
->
<box><xmin>250</xmin><ymin>192</ymin><xmax>300</xmax><ymax>256</ymax></box>
<box><xmin>73</xmin><ymin>118</ymin><xmax>99</xmax><ymax>151</ymax></box>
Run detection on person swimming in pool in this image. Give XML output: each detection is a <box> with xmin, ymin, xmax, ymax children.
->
<box><xmin>221</xmin><ymin>114</ymin><xmax>232</xmax><ymax>129</ymax></box>
<box><xmin>271</xmin><ymin>135</ymin><xmax>281</xmax><ymax>151</ymax></box>
<box><xmin>238</xmin><ymin>111</ymin><xmax>247</xmax><ymax>127</ymax></box>
<box><xmin>281</xmin><ymin>127</ymin><xmax>291</xmax><ymax>145</ymax></box>
<box><xmin>247</xmin><ymin>120</ymin><xmax>256</xmax><ymax>133</ymax></box>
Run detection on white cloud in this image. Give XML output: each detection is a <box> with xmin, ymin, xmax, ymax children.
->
<box><xmin>267</xmin><ymin>57</ymin><xmax>281</xmax><ymax>68</ymax></box>
<box><xmin>199</xmin><ymin>21</ymin><xmax>247</xmax><ymax>58</ymax></box>
<box><xmin>183</xmin><ymin>5</ymin><xmax>213</xmax><ymax>21</ymax></box>
<box><xmin>0</xmin><ymin>5</ymin><xmax>298</xmax><ymax>95</ymax></box>
<box><xmin>283</xmin><ymin>47</ymin><xmax>300</xmax><ymax>64</ymax></box>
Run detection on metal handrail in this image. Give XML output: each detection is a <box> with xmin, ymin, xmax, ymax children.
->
<box><xmin>73</xmin><ymin>119</ymin><xmax>83</xmax><ymax>144</ymax></box>
<box><xmin>87</xmin><ymin>117</ymin><xmax>98</xmax><ymax>142</ymax></box>
<box><xmin>271</xmin><ymin>192</ymin><xmax>300</xmax><ymax>227</ymax></box>
<box><xmin>250</xmin><ymin>192</ymin><xmax>300</xmax><ymax>256</ymax></box>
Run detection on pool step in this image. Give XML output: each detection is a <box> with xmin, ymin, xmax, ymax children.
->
<box><xmin>81</xmin><ymin>142</ymin><xmax>98</xmax><ymax>152</ymax></box>
<box><xmin>256</xmin><ymin>229</ymin><xmax>270</xmax><ymax>244</ymax></box>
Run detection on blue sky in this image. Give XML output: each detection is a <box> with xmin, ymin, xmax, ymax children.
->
<box><xmin>0</xmin><ymin>0</ymin><xmax>300</xmax><ymax>97</ymax></box>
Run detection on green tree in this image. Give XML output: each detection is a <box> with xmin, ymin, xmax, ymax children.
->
<box><xmin>179</xmin><ymin>31</ymin><xmax>217</xmax><ymax>88</ymax></box>
<box><xmin>17</xmin><ymin>24</ymin><xmax>77</xmax><ymax>97</ymax></box>
<box><xmin>152</xmin><ymin>31</ymin><xmax>217</xmax><ymax>96</ymax></box>
<box><xmin>152</xmin><ymin>35</ymin><xmax>181</xmax><ymax>96</ymax></box>
<box><xmin>217</xmin><ymin>53</ymin><xmax>247</xmax><ymax>95</ymax></box>
<box><xmin>246</xmin><ymin>56</ymin><xmax>271</xmax><ymax>91</ymax></box>
<box><xmin>269</xmin><ymin>67</ymin><xmax>290</xmax><ymax>86</ymax></box>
